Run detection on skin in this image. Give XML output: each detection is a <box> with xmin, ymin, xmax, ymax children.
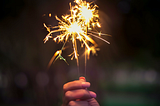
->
<box><xmin>62</xmin><ymin>77</ymin><xmax>100</xmax><ymax>106</ymax></box>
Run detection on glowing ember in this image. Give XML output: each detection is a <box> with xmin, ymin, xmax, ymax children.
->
<box><xmin>44</xmin><ymin>0</ymin><xmax>110</xmax><ymax>68</ymax></box>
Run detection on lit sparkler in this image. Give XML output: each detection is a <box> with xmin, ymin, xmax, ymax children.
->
<box><xmin>44</xmin><ymin>0</ymin><xmax>110</xmax><ymax>68</ymax></box>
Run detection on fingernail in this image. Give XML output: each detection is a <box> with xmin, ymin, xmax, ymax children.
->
<box><xmin>89</xmin><ymin>91</ymin><xmax>97</xmax><ymax>98</ymax></box>
<box><xmin>82</xmin><ymin>82</ymin><xmax>90</xmax><ymax>88</ymax></box>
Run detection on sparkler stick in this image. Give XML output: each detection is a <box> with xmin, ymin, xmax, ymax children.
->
<box><xmin>43</xmin><ymin>0</ymin><xmax>110</xmax><ymax>71</ymax></box>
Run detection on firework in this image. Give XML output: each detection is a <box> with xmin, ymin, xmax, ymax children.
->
<box><xmin>44</xmin><ymin>0</ymin><xmax>110</xmax><ymax>68</ymax></box>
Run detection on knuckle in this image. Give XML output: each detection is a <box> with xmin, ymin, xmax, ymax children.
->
<box><xmin>81</xmin><ymin>89</ymin><xmax>86</xmax><ymax>96</ymax></box>
<box><xmin>77</xmin><ymin>89</ymin><xmax>88</xmax><ymax>99</ymax></box>
<box><xmin>63</xmin><ymin>83</ymin><xmax>67</xmax><ymax>91</ymax></box>
<box><xmin>68</xmin><ymin>101</ymin><xmax>76</xmax><ymax>106</ymax></box>
<box><xmin>83</xmin><ymin>89</ymin><xmax>88</xmax><ymax>95</ymax></box>
<box><xmin>81</xmin><ymin>89</ymin><xmax>90</xmax><ymax>99</ymax></box>
<box><xmin>65</xmin><ymin>91</ymin><xmax>72</xmax><ymax>99</ymax></box>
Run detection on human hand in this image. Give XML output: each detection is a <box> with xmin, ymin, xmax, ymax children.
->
<box><xmin>62</xmin><ymin>77</ymin><xmax>99</xmax><ymax>106</ymax></box>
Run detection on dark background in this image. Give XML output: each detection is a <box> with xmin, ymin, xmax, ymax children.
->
<box><xmin>0</xmin><ymin>0</ymin><xmax>160</xmax><ymax>106</ymax></box>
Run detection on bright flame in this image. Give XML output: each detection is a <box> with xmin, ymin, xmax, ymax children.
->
<box><xmin>67</xmin><ymin>22</ymin><xmax>83</xmax><ymax>34</ymax></box>
<box><xmin>81</xmin><ymin>5</ymin><xmax>93</xmax><ymax>22</ymax></box>
<box><xmin>75</xmin><ymin>0</ymin><xmax>98</xmax><ymax>25</ymax></box>
<box><xmin>44</xmin><ymin>0</ymin><xmax>110</xmax><ymax>68</ymax></box>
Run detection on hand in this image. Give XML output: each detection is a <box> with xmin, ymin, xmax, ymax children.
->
<box><xmin>62</xmin><ymin>77</ymin><xmax>99</xmax><ymax>106</ymax></box>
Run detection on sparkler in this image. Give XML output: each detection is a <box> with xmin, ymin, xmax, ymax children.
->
<box><xmin>43</xmin><ymin>0</ymin><xmax>110</xmax><ymax>69</ymax></box>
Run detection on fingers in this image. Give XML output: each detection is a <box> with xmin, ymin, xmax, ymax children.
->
<box><xmin>62</xmin><ymin>77</ymin><xmax>99</xmax><ymax>106</ymax></box>
<box><xmin>68</xmin><ymin>101</ymin><xmax>89</xmax><ymax>106</ymax></box>
<box><xmin>63</xmin><ymin>80</ymin><xmax>90</xmax><ymax>92</ymax></box>
<box><xmin>88</xmin><ymin>98</ymin><xmax>100</xmax><ymax>106</ymax></box>
<box><xmin>68</xmin><ymin>98</ymin><xmax>100</xmax><ymax>106</ymax></box>
<box><xmin>64</xmin><ymin>89</ymin><xmax>96</xmax><ymax>104</ymax></box>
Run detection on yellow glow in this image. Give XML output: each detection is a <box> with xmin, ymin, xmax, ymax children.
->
<box><xmin>81</xmin><ymin>6</ymin><xmax>93</xmax><ymax>22</ymax></box>
<box><xmin>67</xmin><ymin>22</ymin><xmax>83</xmax><ymax>34</ymax></box>
<box><xmin>44</xmin><ymin>0</ymin><xmax>110</xmax><ymax>67</ymax></box>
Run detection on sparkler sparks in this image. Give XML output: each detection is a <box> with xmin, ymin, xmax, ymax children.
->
<box><xmin>44</xmin><ymin>0</ymin><xmax>110</xmax><ymax>68</ymax></box>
